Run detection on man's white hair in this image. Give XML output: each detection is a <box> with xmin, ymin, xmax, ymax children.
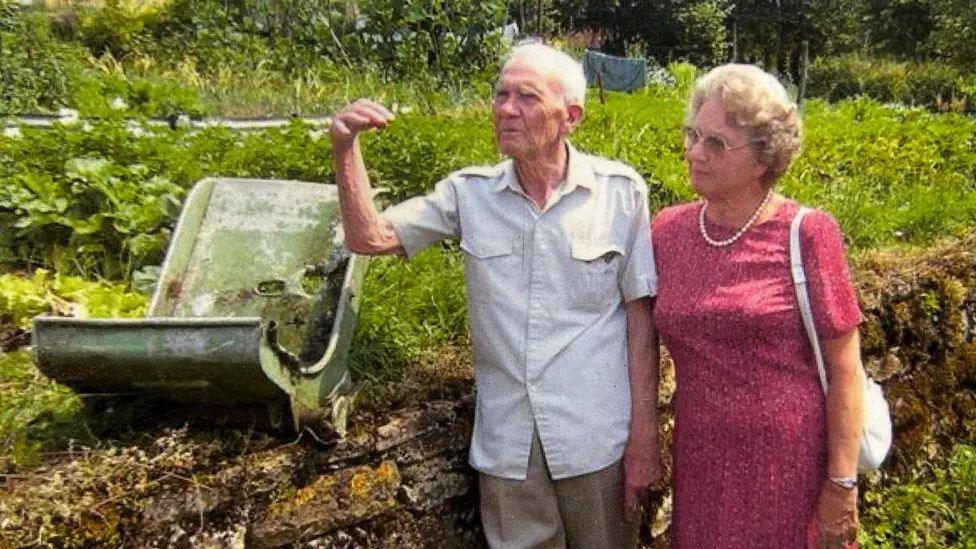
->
<box><xmin>502</xmin><ymin>43</ymin><xmax>586</xmax><ymax>109</ymax></box>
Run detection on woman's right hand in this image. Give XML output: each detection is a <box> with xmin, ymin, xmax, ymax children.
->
<box><xmin>806</xmin><ymin>481</ymin><xmax>858</xmax><ymax>548</ymax></box>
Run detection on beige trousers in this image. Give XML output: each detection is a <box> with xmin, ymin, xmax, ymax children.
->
<box><xmin>479</xmin><ymin>429</ymin><xmax>637</xmax><ymax>549</ymax></box>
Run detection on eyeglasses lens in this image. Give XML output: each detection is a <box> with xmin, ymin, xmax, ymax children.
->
<box><xmin>683</xmin><ymin>127</ymin><xmax>733</xmax><ymax>154</ymax></box>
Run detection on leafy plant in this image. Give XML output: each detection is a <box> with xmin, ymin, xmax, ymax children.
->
<box><xmin>0</xmin><ymin>269</ymin><xmax>147</xmax><ymax>329</ymax></box>
<box><xmin>0</xmin><ymin>271</ymin><xmax>145</xmax><ymax>468</ymax></box>
<box><xmin>75</xmin><ymin>0</ymin><xmax>158</xmax><ymax>59</ymax></box>
<box><xmin>0</xmin><ymin>151</ymin><xmax>184</xmax><ymax>279</ymax></box>
<box><xmin>0</xmin><ymin>270</ymin><xmax>50</xmax><ymax>329</ymax></box>
<box><xmin>860</xmin><ymin>444</ymin><xmax>976</xmax><ymax>547</ymax></box>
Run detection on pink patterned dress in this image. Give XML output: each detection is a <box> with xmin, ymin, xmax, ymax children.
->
<box><xmin>652</xmin><ymin>200</ymin><xmax>862</xmax><ymax>548</ymax></box>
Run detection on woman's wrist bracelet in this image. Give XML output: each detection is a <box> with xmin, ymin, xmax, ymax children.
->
<box><xmin>828</xmin><ymin>476</ymin><xmax>858</xmax><ymax>490</ymax></box>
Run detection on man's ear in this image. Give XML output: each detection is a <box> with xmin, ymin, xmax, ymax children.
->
<box><xmin>566</xmin><ymin>104</ymin><xmax>584</xmax><ymax>132</ymax></box>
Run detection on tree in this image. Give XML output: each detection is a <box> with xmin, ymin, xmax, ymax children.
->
<box><xmin>675</xmin><ymin>0</ymin><xmax>733</xmax><ymax>65</ymax></box>
<box><xmin>863</xmin><ymin>0</ymin><xmax>935</xmax><ymax>60</ymax></box>
<box><xmin>927</xmin><ymin>0</ymin><xmax>976</xmax><ymax>69</ymax></box>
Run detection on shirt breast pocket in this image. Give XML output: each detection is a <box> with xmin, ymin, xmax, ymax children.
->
<box><xmin>460</xmin><ymin>235</ymin><xmax>521</xmax><ymax>304</ymax></box>
<box><xmin>569</xmin><ymin>239</ymin><xmax>624</xmax><ymax>311</ymax></box>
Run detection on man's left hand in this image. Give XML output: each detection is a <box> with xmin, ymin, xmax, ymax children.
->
<box><xmin>623</xmin><ymin>428</ymin><xmax>662</xmax><ymax>517</ymax></box>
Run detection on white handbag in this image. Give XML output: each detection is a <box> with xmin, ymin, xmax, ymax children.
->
<box><xmin>790</xmin><ymin>207</ymin><xmax>893</xmax><ymax>472</ymax></box>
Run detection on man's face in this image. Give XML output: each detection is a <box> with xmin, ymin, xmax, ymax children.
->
<box><xmin>492</xmin><ymin>59</ymin><xmax>578</xmax><ymax>159</ymax></box>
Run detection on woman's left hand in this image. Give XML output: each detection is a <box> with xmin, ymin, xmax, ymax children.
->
<box><xmin>807</xmin><ymin>481</ymin><xmax>858</xmax><ymax>548</ymax></box>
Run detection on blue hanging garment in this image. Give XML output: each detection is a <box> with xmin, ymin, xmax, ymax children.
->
<box><xmin>582</xmin><ymin>50</ymin><xmax>648</xmax><ymax>93</ymax></box>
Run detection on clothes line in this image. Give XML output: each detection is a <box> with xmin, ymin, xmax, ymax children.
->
<box><xmin>2</xmin><ymin>111</ymin><xmax>334</xmax><ymax>131</ymax></box>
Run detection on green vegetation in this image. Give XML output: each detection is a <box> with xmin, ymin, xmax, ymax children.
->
<box><xmin>1</xmin><ymin>0</ymin><xmax>506</xmax><ymax>118</ymax></box>
<box><xmin>4</xmin><ymin>91</ymin><xmax>972</xmax><ymax>279</ymax></box>
<box><xmin>809</xmin><ymin>54</ymin><xmax>975</xmax><ymax>114</ymax></box>
<box><xmin>0</xmin><ymin>269</ymin><xmax>147</xmax><ymax>328</ymax></box>
<box><xmin>860</xmin><ymin>444</ymin><xmax>976</xmax><ymax>548</ymax></box>
<box><xmin>0</xmin><ymin>272</ymin><xmax>146</xmax><ymax>468</ymax></box>
<box><xmin>0</xmin><ymin>350</ymin><xmax>85</xmax><ymax>470</ymax></box>
<box><xmin>349</xmin><ymin>246</ymin><xmax>471</xmax><ymax>411</ymax></box>
<box><xmin>0</xmin><ymin>6</ymin><xmax>74</xmax><ymax>113</ymax></box>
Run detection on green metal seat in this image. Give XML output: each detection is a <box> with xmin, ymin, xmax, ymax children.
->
<box><xmin>33</xmin><ymin>178</ymin><xmax>368</xmax><ymax>436</ymax></box>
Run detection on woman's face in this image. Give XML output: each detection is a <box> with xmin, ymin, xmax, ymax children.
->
<box><xmin>684</xmin><ymin>98</ymin><xmax>767</xmax><ymax>202</ymax></box>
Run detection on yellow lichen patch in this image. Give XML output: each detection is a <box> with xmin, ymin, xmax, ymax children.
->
<box><xmin>43</xmin><ymin>0</ymin><xmax>170</xmax><ymax>12</ymax></box>
<box><xmin>267</xmin><ymin>476</ymin><xmax>337</xmax><ymax>518</ymax></box>
<box><xmin>75</xmin><ymin>507</ymin><xmax>122</xmax><ymax>546</ymax></box>
<box><xmin>941</xmin><ymin>278</ymin><xmax>968</xmax><ymax>347</ymax></box>
<box><xmin>350</xmin><ymin>460</ymin><xmax>400</xmax><ymax>503</ymax></box>
<box><xmin>250</xmin><ymin>461</ymin><xmax>402</xmax><ymax>545</ymax></box>
<box><xmin>265</xmin><ymin>460</ymin><xmax>400</xmax><ymax>522</ymax></box>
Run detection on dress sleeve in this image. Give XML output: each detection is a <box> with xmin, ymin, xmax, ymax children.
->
<box><xmin>380</xmin><ymin>176</ymin><xmax>461</xmax><ymax>259</ymax></box>
<box><xmin>799</xmin><ymin>209</ymin><xmax>864</xmax><ymax>340</ymax></box>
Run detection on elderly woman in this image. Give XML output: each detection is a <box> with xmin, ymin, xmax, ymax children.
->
<box><xmin>651</xmin><ymin>64</ymin><xmax>864</xmax><ymax>548</ymax></box>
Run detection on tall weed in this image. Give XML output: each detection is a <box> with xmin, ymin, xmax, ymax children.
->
<box><xmin>349</xmin><ymin>246</ymin><xmax>469</xmax><ymax>409</ymax></box>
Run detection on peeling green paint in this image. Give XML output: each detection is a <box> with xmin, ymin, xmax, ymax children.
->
<box><xmin>33</xmin><ymin>178</ymin><xmax>368</xmax><ymax>436</ymax></box>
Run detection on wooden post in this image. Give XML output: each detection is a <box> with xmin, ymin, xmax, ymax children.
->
<box><xmin>536</xmin><ymin>0</ymin><xmax>543</xmax><ymax>37</ymax></box>
<box><xmin>798</xmin><ymin>40</ymin><xmax>809</xmax><ymax>109</ymax></box>
<box><xmin>518</xmin><ymin>0</ymin><xmax>525</xmax><ymax>34</ymax></box>
<box><xmin>731</xmin><ymin>19</ymin><xmax>738</xmax><ymax>62</ymax></box>
<box><xmin>597</xmin><ymin>72</ymin><xmax>606</xmax><ymax>105</ymax></box>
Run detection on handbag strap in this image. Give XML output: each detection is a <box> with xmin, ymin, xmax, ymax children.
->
<box><xmin>789</xmin><ymin>206</ymin><xmax>830</xmax><ymax>393</ymax></box>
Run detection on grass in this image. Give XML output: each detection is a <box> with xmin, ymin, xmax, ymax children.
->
<box><xmin>95</xmin><ymin>52</ymin><xmax>496</xmax><ymax>118</ymax></box>
<box><xmin>0</xmin><ymin>349</ymin><xmax>87</xmax><ymax>470</ymax></box>
<box><xmin>349</xmin><ymin>245</ymin><xmax>472</xmax><ymax>413</ymax></box>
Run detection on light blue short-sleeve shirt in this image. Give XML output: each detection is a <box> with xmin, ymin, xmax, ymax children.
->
<box><xmin>381</xmin><ymin>143</ymin><xmax>657</xmax><ymax>480</ymax></box>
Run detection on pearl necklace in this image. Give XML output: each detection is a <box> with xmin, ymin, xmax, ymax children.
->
<box><xmin>698</xmin><ymin>189</ymin><xmax>774</xmax><ymax>247</ymax></box>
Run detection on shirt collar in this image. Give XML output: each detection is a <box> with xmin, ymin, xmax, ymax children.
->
<box><xmin>493</xmin><ymin>142</ymin><xmax>597</xmax><ymax>195</ymax></box>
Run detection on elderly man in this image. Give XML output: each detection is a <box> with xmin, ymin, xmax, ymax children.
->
<box><xmin>330</xmin><ymin>43</ymin><xmax>660</xmax><ymax>548</ymax></box>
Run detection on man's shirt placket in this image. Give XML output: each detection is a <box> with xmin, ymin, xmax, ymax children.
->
<box><xmin>521</xmin><ymin>184</ymin><xmax>576</xmax><ymax>470</ymax></box>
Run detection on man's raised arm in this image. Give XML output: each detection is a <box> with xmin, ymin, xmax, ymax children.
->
<box><xmin>330</xmin><ymin>99</ymin><xmax>404</xmax><ymax>256</ymax></box>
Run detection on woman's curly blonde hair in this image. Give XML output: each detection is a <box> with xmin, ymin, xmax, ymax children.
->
<box><xmin>686</xmin><ymin>64</ymin><xmax>802</xmax><ymax>186</ymax></box>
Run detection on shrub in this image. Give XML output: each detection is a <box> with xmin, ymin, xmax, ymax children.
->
<box><xmin>0</xmin><ymin>140</ymin><xmax>186</xmax><ymax>279</ymax></box>
<box><xmin>75</xmin><ymin>0</ymin><xmax>158</xmax><ymax>59</ymax></box>
<box><xmin>659</xmin><ymin>61</ymin><xmax>699</xmax><ymax>101</ymax></box>
<box><xmin>141</xmin><ymin>0</ymin><xmax>509</xmax><ymax>82</ymax></box>
<box><xmin>808</xmin><ymin>54</ymin><xmax>972</xmax><ymax>114</ymax></box>
<box><xmin>0</xmin><ymin>6</ymin><xmax>75</xmax><ymax>113</ymax></box>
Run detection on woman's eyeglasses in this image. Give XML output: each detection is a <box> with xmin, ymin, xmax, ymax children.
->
<box><xmin>683</xmin><ymin>126</ymin><xmax>755</xmax><ymax>155</ymax></box>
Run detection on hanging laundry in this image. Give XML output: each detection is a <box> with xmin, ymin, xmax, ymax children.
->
<box><xmin>583</xmin><ymin>50</ymin><xmax>648</xmax><ymax>93</ymax></box>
